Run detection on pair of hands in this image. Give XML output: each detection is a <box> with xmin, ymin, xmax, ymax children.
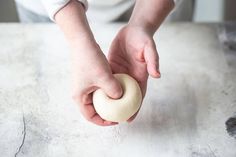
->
<box><xmin>71</xmin><ymin>25</ymin><xmax>160</xmax><ymax>126</ymax></box>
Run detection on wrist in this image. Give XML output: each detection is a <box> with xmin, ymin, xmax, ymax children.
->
<box><xmin>55</xmin><ymin>0</ymin><xmax>98</xmax><ymax>52</ymax></box>
<box><xmin>127</xmin><ymin>22</ymin><xmax>156</xmax><ymax>36</ymax></box>
<box><xmin>69</xmin><ymin>37</ymin><xmax>101</xmax><ymax>55</ymax></box>
<box><xmin>129</xmin><ymin>0</ymin><xmax>175</xmax><ymax>35</ymax></box>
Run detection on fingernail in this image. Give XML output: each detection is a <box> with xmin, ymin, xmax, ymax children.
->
<box><xmin>105</xmin><ymin>121</ymin><xmax>118</xmax><ymax>125</ymax></box>
<box><xmin>127</xmin><ymin>120</ymin><xmax>132</xmax><ymax>123</ymax></box>
<box><xmin>111</xmin><ymin>122</ymin><xmax>119</xmax><ymax>125</ymax></box>
<box><xmin>104</xmin><ymin>121</ymin><xmax>112</xmax><ymax>124</ymax></box>
<box><xmin>155</xmin><ymin>69</ymin><xmax>161</xmax><ymax>78</ymax></box>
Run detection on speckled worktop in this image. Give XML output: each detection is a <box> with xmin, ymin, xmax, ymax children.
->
<box><xmin>0</xmin><ymin>23</ymin><xmax>236</xmax><ymax>157</ymax></box>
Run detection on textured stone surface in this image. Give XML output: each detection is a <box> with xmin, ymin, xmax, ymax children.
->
<box><xmin>0</xmin><ymin>23</ymin><xmax>236</xmax><ymax>157</ymax></box>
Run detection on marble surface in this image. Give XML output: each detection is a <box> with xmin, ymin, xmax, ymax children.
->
<box><xmin>0</xmin><ymin>23</ymin><xmax>236</xmax><ymax>157</ymax></box>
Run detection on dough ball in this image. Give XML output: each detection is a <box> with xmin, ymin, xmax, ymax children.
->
<box><xmin>93</xmin><ymin>73</ymin><xmax>142</xmax><ymax>122</ymax></box>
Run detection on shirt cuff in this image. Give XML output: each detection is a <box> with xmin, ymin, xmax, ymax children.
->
<box><xmin>41</xmin><ymin>0</ymin><xmax>88</xmax><ymax>21</ymax></box>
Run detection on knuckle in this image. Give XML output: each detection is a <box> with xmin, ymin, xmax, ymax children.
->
<box><xmin>99</xmin><ymin>73</ymin><xmax>114</xmax><ymax>84</ymax></box>
<box><xmin>94</xmin><ymin>67</ymin><xmax>109</xmax><ymax>77</ymax></box>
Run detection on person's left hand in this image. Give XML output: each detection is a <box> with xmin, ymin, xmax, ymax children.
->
<box><xmin>108</xmin><ymin>25</ymin><xmax>161</xmax><ymax>122</ymax></box>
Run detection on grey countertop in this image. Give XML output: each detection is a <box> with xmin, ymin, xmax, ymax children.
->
<box><xmin>0</xmin><ymin>23</ymin><xmax>236</xmax><ymax>157</ymax></box>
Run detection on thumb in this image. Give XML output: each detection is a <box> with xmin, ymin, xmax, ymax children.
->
<box><xmin>144</xmin><ymin>42</ymin><xmax>161</xmax><ymax>78</ymax></box>
<box><xmin>99</xmin><ymin>75</ymin><xmax>123</xmax><ymax>99</ymax></box>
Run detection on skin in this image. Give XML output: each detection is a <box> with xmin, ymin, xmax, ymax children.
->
<box><xmin>55</xmin><ymin>0</ymin><xmax>174</xmax><ymax>126</ymax></box>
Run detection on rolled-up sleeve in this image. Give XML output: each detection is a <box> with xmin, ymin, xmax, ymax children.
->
<box><xmin>41</xmin><ymin>0</ymin><xmax>88</xmax><ymax>21</ymax></box>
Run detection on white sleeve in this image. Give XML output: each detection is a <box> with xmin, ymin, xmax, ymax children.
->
<box><xmin>41</xmin><ymin>0</ymin><xmax>88</xmax><ymax>21</ymax></box>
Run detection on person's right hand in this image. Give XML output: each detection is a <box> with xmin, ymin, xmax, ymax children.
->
<box><xmin>70</xmin><ymin>43</ymin><xmax>123</xmax><ymax>126</ymax></box>
<box><xmin>54</xmin><ymin>0</ymin><xmax>123</xmax><ymax>126</ymax></box>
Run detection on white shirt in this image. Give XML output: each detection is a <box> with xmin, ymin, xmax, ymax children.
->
<box><xmin>15</xmin><ymin>0</ymin><xmax>192</xmax><ymax>22</ymax></box>
<box><xmin>15</xmin><ymin>0</ymin><xmax>135</xmax><ymax>22</ymax></box>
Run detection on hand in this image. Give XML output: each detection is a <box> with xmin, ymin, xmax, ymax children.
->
<box><xmin>71</xmin><ymin>43</ymin><xmax>123</xmax><ymax>126</ymax></box>
<box><xmin>108</xmin><ymin>25</ymin><xmax>160</xmax><ymax>122</ymax></box>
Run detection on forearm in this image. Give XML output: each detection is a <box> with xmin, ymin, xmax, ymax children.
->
<box><xmin>129</xmin><ymin>0</ymin><xmax>175</xmax><ymax>35</ymax></box>
<box><xmin>55</xmin><ymin>0</ymin><xmax>97</xmax><ymax>50</ymax></box>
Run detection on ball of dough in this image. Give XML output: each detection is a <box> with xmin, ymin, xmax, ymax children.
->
<box><xmin>93</xmin><ymin>73</ymin><xmax>142</xmax><ymax>122</ymax></box>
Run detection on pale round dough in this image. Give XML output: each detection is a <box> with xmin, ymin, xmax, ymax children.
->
<box><xmin>93</xmin><ymin>73</ymin><xmax>142</xmax><ymax>122</ymax></box>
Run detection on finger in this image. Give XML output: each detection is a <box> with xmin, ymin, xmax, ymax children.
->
<box><xmin>73</xmin><ymin>87</ymin><xmax>118</xmax><ymax>126</ymax></box>
<box><xmin>136</xmin><ymin>49</ymin><xmax>145</xmax><ymax>62</ymax></box>
<box><xmin>77</xmin><ymin>94</ymin><xmax>95</xmax><ymax>118</ymax></box>
<box><xmin>144</xmin><ymin>42</ymin><xmax>161</xmax><ymax>78</ymax></box>
<box><xmin>98</xmin><ymin>75</ymin><xmax>123</xmax><ymax>99</ymax></box>
<box><xmin>90</xmin><ymin>114</ymin><xmax>118</xmax><ymax>126</ymax></box>
<box><xmin>81</xmin><ymin>101</ymin><xmax>118</xmax><ymax>126</ymax></box>
<box><xmin>137</xmin><ymin>80</ymin><xmax>147</xmax><ymax>98</ymax></box>
<box><xmin>72</xmin><ymin>84</ymin><xmax>100</xmax><ymax>104</ymax></box>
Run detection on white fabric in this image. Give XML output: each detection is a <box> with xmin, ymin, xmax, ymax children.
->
<box><xmin>87</xmin><ymin>0</ymin><xmax>134</xmax><ymax>22</ymax></box>
<box><xmin>42</xmin><ymin>0</ymin><xmax>88</xmax><ymax>20</ymax></box>
<box><xmin>15</xmin><ymin>0</ymin><xmax>193</xmax><ymax>22</ymax></box>
<box><xmin>15</xmin><ymin>0</ymin><xmax>88</xmax><ymax>21</ymax></box>
<box><xmin>166</xmin><ymin>0</ymin><xmax>194</xmax><ymax>21</ymax></box>
<box><xmin>88</xmin><ymin>0</ymin><xmax>126</xmax><ymax>7</ymax></box>
<box><xmin>15</xmin><ymin>0</ymin><xmax>133</xmax><ymax>22</ymax></box>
